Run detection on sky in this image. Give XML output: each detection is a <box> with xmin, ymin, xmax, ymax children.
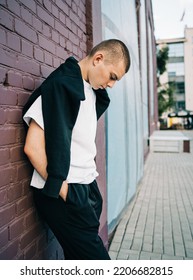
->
<box><xmin>152</xmin><ymin>0</ymin><xmax>193</xmax><ymax>39</ymax></box>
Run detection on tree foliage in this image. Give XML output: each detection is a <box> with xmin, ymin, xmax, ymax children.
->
<box><xmin>157</xmin><ymin>45</ymin><xmax>169</xmax><ymax>75</ymax></box>
<box><xmin>158</xmin><ymin>83</ymin><xmax>175</xmax><ymax>116</ymax></box>
<box><xmin>157</xmin><ymin>45</ymin><xmax>175</xmax><ymax>116</ymax></box>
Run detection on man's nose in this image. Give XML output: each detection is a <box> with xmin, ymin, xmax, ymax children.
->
<box><xmin>107</xmin><ymin>80</ymin><xmax>116</xmax><ymax>88</ymax></box>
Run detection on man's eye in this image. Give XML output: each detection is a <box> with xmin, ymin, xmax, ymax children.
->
<box><xmin>110</xmin><ymin>75</ymin><xmax>117</xmax><ymax>81</ymax></box>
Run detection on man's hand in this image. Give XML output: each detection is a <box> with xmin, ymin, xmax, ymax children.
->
<box><xmin>59</xmin><ymin>181</ymin><xmax>69</xmax><ymax>201</ymax></box>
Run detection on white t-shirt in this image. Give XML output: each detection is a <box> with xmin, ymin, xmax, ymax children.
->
<box><xmin>23</xmin><ymin>80</ymin><xmax>98</xmax><ymax>188</ymax></box>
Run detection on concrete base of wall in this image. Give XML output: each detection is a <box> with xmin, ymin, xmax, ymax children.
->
<box><xmin>149</xmin><ymin>130</ymin><xmax>191</xmax><ymax>153</ymax></box>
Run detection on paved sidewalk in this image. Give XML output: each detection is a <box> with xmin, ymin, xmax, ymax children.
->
<box><xmin>109</xmin><ymin>131</ymin><xmax>193</xmax><ymax>260</ymax></box>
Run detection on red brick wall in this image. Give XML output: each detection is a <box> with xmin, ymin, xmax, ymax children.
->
<box><xmin>0</xmin><ymin>0</ymin><xmax>91</xmax><ymax>260</ymax></box>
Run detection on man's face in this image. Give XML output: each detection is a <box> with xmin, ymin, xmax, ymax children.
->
<box><xmin>88</xmin><ymin>53</ymin><xmax>126</xmax><ymax>90</ymax></box>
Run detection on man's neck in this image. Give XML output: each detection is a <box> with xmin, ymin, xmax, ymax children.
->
<box><xmin>78</xmin><ymin>57</ymin><xmax>89</xmax><ymax>83</ymax></box>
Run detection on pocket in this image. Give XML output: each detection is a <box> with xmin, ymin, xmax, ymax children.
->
<box><xmin>66</xmin><ymin>183</ymin><xmax>100</xmax><ymax>229</ymax></box>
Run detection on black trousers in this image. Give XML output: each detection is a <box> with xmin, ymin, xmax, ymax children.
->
<box><xmin>33</xmin><ymin>180</ymin><xmax>110</xmax><ymax>260</ymax></box>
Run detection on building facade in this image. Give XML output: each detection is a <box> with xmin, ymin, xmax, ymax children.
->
<box><xmin>157</xmin><ymin>27</ymin><xmax>193</xmax><ymax>114</ymax></box>
<box><xmin>0</xmin><ymin>0</ymin><xmax>157</xmax><ymax>259</ymax></box>
<box><xmin>184</xmin><ymin>27</ymin><xmax>193</xmax><ymax>111</ymax></box>
<box><xmin>101</xmin><ymin>0</ymin><xmax>157</xmax><ymax>234</ymax></box>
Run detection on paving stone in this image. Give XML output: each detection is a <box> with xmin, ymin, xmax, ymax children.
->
<box><xmin>109</xmin><ymin>242</ymin><xmax>121</xmax><ymax>252</ymax></box>
<box><xmin>109</xmin><ymin>251</ymin><xmax>118</xmax><ymax>260</ymax></box>
<box><xmin>109</xmin><ymin>132</ymin><xmax>193</xmax><ymax>260</ymax></box>
<box><xmin>117</xmin><ymin>248</ymin><xmax>130</xmax><ymax>260</ymax></box>
<box><xmin>142</xmin><ymin>243</ymin><xmax>153</xmax><ymax>252</ymax></box>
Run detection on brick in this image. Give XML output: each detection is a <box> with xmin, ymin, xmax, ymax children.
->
<box><xmin>0</xmin><ymin>8</ymin><xmax>14</xmax><ymax>30</ymax></box>
<box><xmin>43</xmin><ymin>0</ymin><xmax>52</xmax><ymax>12</ymax></box>
<box><xmin>20</xmin><ymin>224</ymin><xmax>42</xmax><ymax>249</ymax></box>
<box><xmin>55</xmin><ymin>0</ymin><xmax>69</xmax><ymax>14</ymax></box>
<box><xmin>34</xmin><ymin>46</ymin><xmax>44</xmax><ymax>62</ymax></box>
<box><xmin>71</xmin><ymin>22</ymin><xmax>77</xmax><ymax>35</ymax></box>
<box><xmin>0</xmin><ymin>227</ymin><xmax>9</xmax><ymax>249</ymax></box>
<box><xmin>69</xmin><ymin>10</ymin><xmax>80</xmax><ymax>27</ymax></box>
<box><xmin>37</xmin><ymin>6</ymin><xmax>54</xmax><ymax>27</ymax></box>
<box><xmin>22</xmin><ymin>179</ymin><xmax>32</xmax><ymax>196</ymax></box>
<box><xmin>0</xmin><ymin>46</ymin><xmax>17</xmax><ymax>69</ymax></box>
<box><xmin>16</xmin><ymin>127</ymin><xmax>26</xmax><ymax>144</ymax></box>
<box><xmin>7</xmin><ymin>32</ymin><xmax>21</xmax><ymax>52</ymax></box>
<box><xmin>41</xmin><ymin>65</ymin><xmax>54</xmax><ymax>78</ymax></box>
<box><xmin>59</xmin><ymin>11</ymin><xmax>66</xmax><ymax>24</ymax></box>
<box><xmin>73</xmin><ymin>45</ymin><xmax>78</xmax><ymax>56</ymax></box>
<box><xmin>55</xmin><ymin>20</ymin><xmax>68</xmax><ymax>38</ymax></box>
<box><xmin>17</xmin><ymin>162</ymin><xmax>32</xmax><ymax>181</ymax></box>
<box><xmin>39</xmin><ymin>35</ymin><xmax>55</xmax><ymax>54</ymax></box>
<box><xmin>0</xmin><ymin>188</ymin><xmax>7</xmax><ymax>206</ymax></box>
<box><xmin>32</xmin><ymin>16</ymin><xmax>42</xmax><ymax>33</ymax></box>
<box><xmin>69</xmin><ymin>31</ymin><xmax>79</xmax><ymax>46</ymax></box>
<box><xmin>0</xmin><ymin>108</ymin><xmax>7</xmax><ymax>125</ymax></box>
<box><xmin>23</xmin><ymin>76</ymin><xmax>35</xmax><ymax>91</ymax></box>
<box><xmin>17</xmin><ymin>91</ymin><xmax>30</xmax><ymax>106</ymax></box>
<box><xmin>16</xmin><ymin>194</ymin><xmax>33</xmax><ymax>215</ymax></box>
<box><xmin>66</xmin><ymin>17</ymin><xmax>71</xmax><ymax>30</ymax></box>
<box><xmin>0</xmin><ymin>0</ymin><xmax>6</xmax><ymax>6</ymax></box>
<box><xmin>52</xmin><ymin>4</ymin><xmax>59</xmax><ymax>18</ymax></box>
<box><xmin>0</xmin><ymin>28</ymin><xmax>6</xmax><ymax>45</ymax></box>
<box><xmin>72</xmin><ymin>2</ymin><xmax>78</xmax><ymax>14</ymax></box>
<box><xmin>52</xmin><ymin>30</ymin><xmax>59</xmax><ymax>43</ymax></box>
<box><xmin>42</xmin><ymin>24</ymin><xmax>51</xmax><ymax>38</ymax></box>
<box><xmin>10</xmin><ymin>145</ymin><xmax>25</xmax><ymax>162</ymax></box>
<box><xmin>0</xmin><ymin>67</ymin><xmax>7</xmax><ymax>84</ymax></box>
<box><xmin>7</xmin><ymin>70</ymin><xmax>22</xmax><ymax>88</ymax></box>
<box><xmin>15</xmin><ymin>18</ymin><xmax>37</xmax><ymax>43</ymax></box>
<box><xmin>59</xmin><ymin>36</ymin><xmax>65</xmax><ymax>48</ymax></box>
<box><xmin>53</xmin><ymin>57</ymin><xmax>60</xmax><ymax>68</ymax></box>
<box><xmin>56</xmin><ymin>45</ymin><xmax>66</xmax><ymax>60</ymax></box>
<box><xmin>16</xmin><ymin>56</ymin><xmax>40</xmax><ymax>76</ymax></box>
<box><xmin>35</xmin><ymin>78</ymin><xmax>44</xmax><ymax>89</ymax></box>
<box><xmin>19</xmin><ymin>0</ymin><xmax>36</xmax><ymax>13</ymax></box>
<box><xmin>66</xmin><ymin>40</ymin><xmax>72</xmax><ymax>52</ymax></box>
<box><xmin>8</xmin><ymin>217</ymin><xmax>25</xmax><ymax>240</ymax></box>
<box><xmin>7</xmin><ymin>0</ymin><xmax>20</xmax><ymax>16</ymax></box>
<box><xmin>0</xmin><ymin>166</ymin><xmax>17</xmax><ymax>187</ymax></box>
<box><xmin>44</xmin><ymin>52</ymin><xmax>53</xmax><ymax>66</ymax></box>
<box><xmin>0</xmin><ymin>127</ymin><xmax>16</xmax><ymax>146</ymax></box>
<box><xmin>25</xmin><ymin>209</ymin><xmax>37</xmax><ymax>228</ymax></box>
<box><xmin>22</xmin><ymin>40</ymin><xmax>33</xmax><ymax>58</ymax></box>
<box><xmin>21</xmin><ymin>6</ymin><xmax>33</xmax><ymax>25</ymax></box>
<box><xmin>0</xmin><ymin>204</ymin><xmax>15</xmax><ymax>227</ymax></box>
<box><xmin>79</xmin><ymin>1</ymin><xmax>86</xmax><ymax>13</ymax></box>
<box><xmin>0</xmin><ymin>148</ymin><xmax>10</xmax><ymax>165</ymax></box>
<box><xmin>0</xmin><ymin>239</ymin><xmax>19</xmax><ymax>260</ymax></box>
<box><xmin>65</xmin><ymin>0</ymin><xmax>72</xmax><ymax>8</ymax></box>
<box><xmin>7</xmin><ymin>183</ymin><xmax>23</xmax><ymax>202</ymax></box>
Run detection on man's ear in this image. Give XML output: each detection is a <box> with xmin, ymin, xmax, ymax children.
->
<box><xmin>93</xmin><ymin>52</ymin><xmax>104</xmax><ymax>66</ymax></box>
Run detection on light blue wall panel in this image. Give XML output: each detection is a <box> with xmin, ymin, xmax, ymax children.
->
<box><xmin>101</xmin><ymin>0</ymin><xmax>144</xmax><ymax>231</ymax></box>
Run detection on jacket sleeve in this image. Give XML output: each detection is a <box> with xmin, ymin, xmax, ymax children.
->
<box><xmin>41</xmin><ymin>77</ymin><xmax>80</xmax><ymax>198</ymax></box>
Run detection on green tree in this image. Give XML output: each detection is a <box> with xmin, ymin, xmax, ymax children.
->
<box><xmin>157</xmin><ymin>45</ymin><xmax>175</xmax><ymax>116</ymax></box>
<box><xmin>158</xmin><ymin>82</ymin><xmax>175</xmax><ymax>116</ymax></box>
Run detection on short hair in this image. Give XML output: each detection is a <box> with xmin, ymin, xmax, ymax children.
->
<box><xmin>88</xmin><ymin>39</ymin><xmax>131</xmax><ymax>73</ymax></box>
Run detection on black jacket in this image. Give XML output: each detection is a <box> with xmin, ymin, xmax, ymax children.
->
<box><xmin>22</xmin><ymin>57</ymin><xmax>110</xmax><ymax>198</ymax></box>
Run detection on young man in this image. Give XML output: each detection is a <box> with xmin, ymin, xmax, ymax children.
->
<box><xmin>23</xmin><ymin>39</ymin><xmax>130</xmax><ymax>260</ymax></box>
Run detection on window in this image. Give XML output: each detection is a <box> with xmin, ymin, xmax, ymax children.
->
<box><xmin>177</xmin><ymin>101</ymin><xmax>185</xmax><ymax>110</ymax></box>
<box><xmin>167</xmin><ymin>62</ymin><xmax>184</xmax><ymax>76</ymax></box>
<box><xmin>168</xmin><ymin>43</ymin><xmax>184</xmax><ymax>57</ymax></box>
<box><xmin>175</xmin><ymin>82</ymin><xmax>185</xmax><ymax>94</ymax></box>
